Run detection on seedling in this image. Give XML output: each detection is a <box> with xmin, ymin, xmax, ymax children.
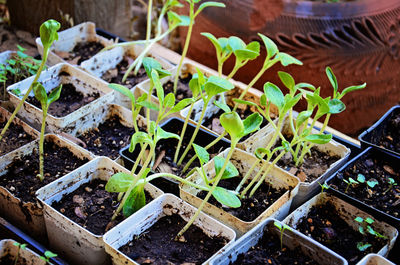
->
<box><xmin>0</xmin><ymin>19</ymin><xmax>60</xmax><ymax>141</ymax></box>
<box><xmin>39</xmin><ymin>250</ymin><xmax>57</xmax><ymax>264</ymax></box>
<box><xmin>13</xmin><ymin>242</ymin><xmax>26</xmax><ymax>265</ymax></box>
<box><xmin>355</xmin><ymin>216</ymin><xmax>387</xmax><ymax>252</ymax></box>
<box><xmin>356</xmin><ymin>174</ymin><xmax>379</xmax><ymax>189</ymax></box>
<box><xmin>383</xmin><ymin>177</ymin><xmax>398</xmax><ymax>194</ymax></box>
<box><xmin>343</xmin><ymin>177</ymin><xmax>359</xmax><ymax>193</ymax></box>
<box><xmin>274</xmin><ymin>221</ymin><xmax>291</xmax><ymax>250</ymax></box>
<box><xmin>32</xmin><ymin>82</ymin><xmax>62</xmax><ymax>181</ymax></box>
<box><xmin>318</xmin><ymin>182</ymin><xmax>330</xmax><ymax>194</ymax></box>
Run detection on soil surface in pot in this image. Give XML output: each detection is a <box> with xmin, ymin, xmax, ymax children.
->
<box><xmin>51</xmin><ymin>179</ymin><xmax>153</xmax><ymax>235</ymax></box>
<box><xmin>151</xmin><ymin>74</ymin><xmax>192</xmax><ymax>102</ymax></box>
<box><xmin>232</xmin><ymin>227</ymin><xmax>320</xmax><ymax>265</ymax></box>
<box><xmin>78</xmin><ymin>115</ymin><xmax>136</xmax><ymax>160</ymax></box>
<box><xmin>26</xmin><ymin>83</ymin><xmax>100</xmax><ymax>117</ymax></box>
<box><xmin>0</xmin><ymin>253</ymin><xmax>27</xmax><ymax>265</ymax></box>
<box><xmin>273</xmin><ymin>135</ymin><xmax>341</xmax><ymax>183</ymax></box>
<box><xmin>330</xmin><ymin>151</ymin><xmax>400</xmax><ymax>219</ymax></box>
<box><xmin>0</xmin><ymin>120</ymin><xmax>35</xmax><ymax>156</ymax></box>
<box><xmin>101</xmin><ymin>57</ymin><xmax>147</xmax><ymax>89</ymax></box>
<box><xmin>119</xmin><ymin>213</ymin><xmax>227</xmax><ymax>265</ymax></box>
<box><xmin>296</xmin><ymin>200</ymin><xmax>387</xmax><ymax>264</ymax></box>
<box><xmin>54</xmin><ymin>41</ymin><xmax>105</xmax><ymax>65</ymax></box>
<box><xmin>0</xmin><ymin>140</ymin><xmax>89</xmax><ymax>203</ymax></box>
<box><xmin>197</xmin><ymin>177</ymin><xmax>287</xmax><ymax>222</ymax></box>
<box><xmin>373</xmin><ymin>112</ymin><xmax>400</xmax><ymax>154</ymax></box>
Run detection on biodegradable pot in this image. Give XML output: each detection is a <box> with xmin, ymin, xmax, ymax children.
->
<box><xmin>36</xmin><ymin>156</ymin><xmax>163</xmax><ymax>265</ymax></box>
<box><xmin>283</xmin><ymin>193</ymin><xmax>398</xmax><ymax>261</ymax></box>
<box><xmin>326</xmin><ymin>147</ymin><xmax>400</xmax><ymax>228</ymax></box>
<box><xmin>7</xmin><ymin>63</ymin><xmax>114</xmax><ymax>135</ymax></box>
<box><xmin>36</xmin><ymin>22</ymin><xmax>114</xmax><ymax>66</ymax></box>
<box><xmin>0</xmin><ymin>239</ymin><xmax>46</xmax><ymax>265</ymax></box>
<box><xmin>209</xmin><ymin>218</ymin><xmax>347</xmax><ymax>265</ymax></box>
<box><xmin>247</xmin><ymin>116</ymin><xmax>350</xmax><ymax>210</ymax></box>
<box><xmin>359</xmin><ymin>106</ymin><xmax>400</xmax><ymax>159</ymax></box>
<box><xmin>179</xmin><ymin>82</ymin><xmax>278</xmax><ymax>149</ymax></box>
<box><xmin>103</xmin><ymin>193</ymin><xmax>236</xmax><ymax>265</ymax></box>
<box><xmin>0</xmin><ymin>134</ymin><xmax>94</xmax><ymax>242</ymax></box>
<box><xmin>0</xmin><ymin>106</ymin><xmax>39</xmax><ymax>157</ymax></box>
<box><xmin>356</xmin><ymin>254</ymin><xmax>396</xmax><ymax>265</ymax></box>
<box><xmin>180</xmin><ymin>147</ymin><xmax>299</xmax><ymax>237</ymax></box>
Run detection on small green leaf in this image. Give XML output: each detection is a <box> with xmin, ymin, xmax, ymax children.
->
<box><xmin>278</xmin><ymin>71</ymin><xmax>295</xmax><ymax>91</ymax></box>
<box><xmin>260</xmin><ymin>94</ymin><xmax>267</xmax><ymax>106</ymax></box>
<box><xmin>197</xmin><ymin>1</ymin><xmax>225</xmax><ymax>14</ymax></box>
<box><xmin>151</xmin><ymin>69</ymin><xmax>164</xmax><ymax>104</ymax></box>
<box><xmin>367</xmin><ymin>180</ymin><xmax>379</xmax><ymax>188</ymax></box>
<box><xmin>33</xmin><ymin>82</ymin><xmax>48</xmax><ymax>105</ymax></box>
<box><xmin>242</xmin><ymin>112</ymin><xmax>262</xmax><ymax>136</ymax></box>
<box><xmin>304</xmin><ymin>134</ymin><xmax>332</xmax><ymax>144</ymax></box>
<box><xmin>105</xmin><ymin>172</ymin><xmax>134</xmax><ymax>192</ymax></box>
<box><xmin>276</xmin><ymin>52</ymin><xmax>302</xmax><ymax>66</ymax></box>
<box><xmin>137</xmin><ymin>100</ymin><xmax>160</xmax><ymax>111</ymax></box>
<box><xmin>204</xmin><ymin>76</ymin><xmax>234</xmax><ymax>98</ymax></box>
<box><xmin>214</xmin><ymin>98</ymin><xmax>231</xmax><ymax>113</ymax></box>
<box><xmin>143</xmin><ymin>57</ymin><xmax>170</xmax><ymax>79</ymax></box>
<box><xmin>40</xmin><ymin>19</ymin><xmax>60</xmax><ymax>48</ymax></box>
<box><xmin>340</xmin><ymin>83</ymin><xmax>366</xmax><ymax>98</ymax></box>
<box><xmin>123</xmin><ymin>185</ymin><xmax>146</xmax><ymax>217</ymax></box>
<box><xmin>214</xmin><ymin>156</ymin><xmax>239</xmax><ymax>180</ymax></box>
<box><xmin>359</xmin><ymin>226</ymin><xmax>365</xmax><ymax>235</ymax></box>
<box><xmin>47</xmin><ymin>84</ymin><xmax>62</xmax><ymax>105</ymax></box>
<box><xmin>227</xmin><ymin>36</ymin><xmax>246</xmax><ymax>51</ymax></box>
<box><xmin>255</xmin><ymin>147</ymin><xmax>270</xmax><ymax>160</ymax></box>
<box><xmin>201</xmin><ymin>32</ymin><xmax>221</xmax><ymax>55</ymax></box>
<box><xmin>264</xmin><ymin>82</ymin><xmax>284</xmax><ymax>110</ymax></box>
<box><xmin>220</xmin><ymin>111</ymin><xmax>244</xmax><ymax>141</ymax></box>
<box><xmin>164</xmin><ymin>93</ymin><xmax>175</xmax><ymax>108</ymax></box>
<box><xmin>325</xmin><ymin>67</ymin><xmax>338</xmax><ymax>96</ymax></box>
<box><xmin>258</xmin><ymin>33</ymin><xmax>278</xmax><ymax>60</ymax></box>
<box><xmin>44</xmin><ymin>251</ymin><xmax>57</xmax><ymax>259</ymax></box>
<box><xmin>155</xmin><ymin>126</ymin><xmax>180</xmax><ymax>143</ymax></box>
<box><xmin>167</xmin><ymin>98</ymin><xmax>195</xmax><ymax>114</ymax></box>
<box><xmin>355</xmin><ymin>216</ymin><xmax>364</xmax><ymax>223</ymax></box>
<box><xmin>129</xmin><ymin>131</ymin><xmax>153</xmax><ymax>152</ymax></box>
<box><xmin>296</xmin><ymin>110</ymin><xmax>312</xmax><ymax>129</ymax></box>
<box><xmin>357</xmin><ymin>174</ymin><xmax>365</xmax><ymax>183</ymax></box>
<box><xmin>357</xmin><ymin>242</ymin><xmax>371</xmax><ymax>252</ymax></box>
<box><xmin>193</xmin><ymin>144</ymin><xmax>209</xmax><ymax>165</ymax></box>
<box><xmin>109</xmin><ymin>83</ymin><xmax>135</xmax><ymax>104</ymax></box>
<box><xmin>328</xmin><ymin>98</ymin><xmax>345</xmax><ymax>114</ymax></box>
<box><xmin>212</xmin><ymin>187</ymin><xmax>241</xmax><ymax>208</ymax></box>
<box><xmin>233</xmin><ymin>98</ymin><xmax>258</xmax><ymax>107</ymax></box>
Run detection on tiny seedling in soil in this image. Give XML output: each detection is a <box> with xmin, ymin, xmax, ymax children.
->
<box><xmin>274</xmin><ymin>221</ymin><xmax>291</xmax><ymax>250</ymax></box>
<box><xmin>12</xmin><ymin>242</ymin><xmax>26</xmax><ymax>265</ymax></box>
<box><xmin>39</xmin><ymin>250</ymin><xmax>57</xmax><ymax>265</ymax></box>
<box><xmin>343</xmin><ymin>177</ymin><xmax>359</xmax><ymax>193</ymax></box>
<box><xmin>384</xmin><ymin>177</ymin><xmax>397</xmax><ymax>194</ymax></box>
<box><xmin>354</xmin><ymin>216</ymin><xmax>387</xmax><ymax>252</ymax></box>
<box><xmin>356</xmin><ymin>173</ymin><xmax>379</xmax><ymax>189</ymax></box>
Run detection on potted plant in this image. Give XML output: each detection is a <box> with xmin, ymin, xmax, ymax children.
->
<box><xmin>283</xmin><ymin>193</ymin><xmax>398</xmax><ymax>264</ymax></box>
<box><xmin>0</xmin><ymin>239</ymin><xmax>51</xmax><ymax>264</ymax></box>
<box><xmin>36</xmin><ymin>157</ymin><xmax>163</xmax><ymax>265</ymax></box>
<box><xmin>209</xmin><ymin>218</ymin><xmax>347</xmax><ymax>265</ymax></box>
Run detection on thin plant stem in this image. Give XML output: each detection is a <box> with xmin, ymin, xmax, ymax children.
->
<box><xmin>37</xmin><ymin>106</ymin><xmax>47</xmax><ymax>181</ymax></box>
<box><xmin>142</xmin><ymin>173</ymin><xmax>209</xmax><ymax>191</ymax></box>
<box><xmin>145</xmin><ymin>0</ymin><xmax>153</xmax><ymax>44</ymax></box>
<box><xmin>173</xmin><ymin>101</ymin><xmax>195</xmax><ymax>163</ymax></box>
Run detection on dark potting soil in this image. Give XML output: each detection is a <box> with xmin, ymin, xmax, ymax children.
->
<box><xmin>55</xmin><ymin>41</ymin><xmax>105</xmax><ymax>65</ymax></box>
<box><xmin>273</xmin><ymin>135</ymin><xmax>340</xmax><ymax>183</ymax></box>
<box><xmin>0</xmin><ymin>120</ymin><xmax>35</xmax><ymax>156</ymax></box>
<box><xmin>101</xmin><ymin>58</ymin><xmax>147</xmax><ymax>89</ymax></box>
<box><xmin>119</xmin><ymin>213</ymin><xmax>228</xmax><ymax>265</ymax></box>
<box><xmin>152</xmin><ymin>74</ymin><xmax>192</xmax><ymax>102</ymax></box>
<box><xmin>51</xmin><ymin>179</ymin><xmax>153</xmax><ymax>235</ymax></box>
<box><xmin>78</xmin><ymin>115</ymin><xmax>136</xmax><ymax>160</ymax></box>
<box><xmin>197</xmin><ymin>177</ymin><xmax>287</xmax><ymax>222</ymax></box>
<box><xmin>296</xmin><ymin>200</ymin><xmax>387</xmax><ymax>264</ymax></box>
<box><xmin>374</xmin><ymin>112</ymin><xmax>400</xmax><ymax>154</ymax></box>
<box><xmin>232</xmin><ymin>229</ymin><xmax>320</xmax><ymax>265</ymax></box>
<box><xmin>330</xmin><ymin>151</ymin><xmax>400</xmax><ymax>218</ymax></box>
<box><xmin>0</xmin><ymin>140</ymin><xmax>89</xmax><ymax>203</ymax></box>
<box><xmin>0</xmin><ymin>253</ymin><xmax>27</xmax><ymax>265</ymax></box>
<box><xmin>26</xmin><ymin>83</ymin><xmax>100</xmax><ymax>117</ymax></box>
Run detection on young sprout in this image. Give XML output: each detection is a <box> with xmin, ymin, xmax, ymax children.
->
<box><xmin>0</xmin><ymin>19</ymin><xmax>60</xmax><ymax>141</ymax></box>
<box><xmin>383</xmin><ymin>177</ymin><xmax>398</xmax><ymax>194</ymax></box>
<box><xmin>39</xmin><ymin>250</ymin><xmax>58</xmax><ymax>264</ymax></box>
<box><xmin>32</xmin><ymin>82</ymin><xmax>62</xmax><ymax>181</ymax></box>
<box><xmin>13</xmin><ymin>242</ymin><xmax>27</xmax><ymax>265</ymax></box>
<box><xmin>318</xmin><ymin>182</ymin><xmax>330</xmax><ymax>194</ymax></box>
<box><xmin>356</xmin><ymin>174</ymin><xmax>379</xmax><ymax>189</ymax></box>
<box><xmin>355</xmin><ymin>216</ymin><xmax>387</xmax><ymax>252</ymax></box>
<box><xmin>343</xmin><ymin>177</ymin><xmax>359</xmax><ymax>193</ymax></box>
<box><xmin>274</xmin><ymin>221</ymin><xmax>291</xmax><ymax>250</ymax></box>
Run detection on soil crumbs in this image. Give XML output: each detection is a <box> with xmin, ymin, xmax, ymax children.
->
<box><xmin>232</xmin><ymin>228</ymin><xmax>320</xmax><ymax>265</ymax></box>
<box><xmin>78</xmin><ymin>115</ymin><xmax>135</xmax><ymax>160</ymax></box>
<box><xmin>296</xmin><ymin>201</ymin><xmax>387</xmax><ymax>264</ymax></box>
<box><xmin>55</xmin><ymin>41</ymin><xmax>104</xmax><ymax>65</ymax></box>
<box><xmin>0</xmin><ymin>254</ymin><xmax>27</xmax><ymax>265</ymax></box>
<box><xmin>375</xmin><ymin>112</ymin><xmax>400</xmax><ymax>154</ymax></box>
<box><xmin>0</xmin><ymin>120</ymin><xmax>35</xmax><ymax>156</ymax></box>
<box><xmin>26</xmin><ymin>83</ymin><xmax>99</xmax><ymax>117</ymax></box>
<box><xmin>119</xmin><ymin>213</ymin><xmax>227</xmax><ymax>265</ymax></box>
<box><xmin>152</xmin><ymin>74</ymin><xmax>192</xmax><ymax>102</ymax></box>
<box><xmin>330</xmin><ymin>151</ymin><xmax>400</xmax><ymax>218</ymax></box>
<box><xmin>101</xmin><ymin>58</ymin><xmax>147</xmax><ymax>89</ymax></box>
<box><xmin>0</xmin><ymin>140</ymin><xmax>89</xmax><ymax>203</ymax></box>
<box><xmin>198</xmin><ymin>177</ymin><xmax>288</xmax><ymax>222</ymax></box>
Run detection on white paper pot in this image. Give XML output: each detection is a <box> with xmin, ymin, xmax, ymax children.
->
<box><xmin>0</xmin><ymin>134</ymin><xmax>94</xmax><ymax>241</ymax></box>
<box><xmin>35</xmin><ymin>22</ymin><xmax>114</xmax><ymax>66</ymax></box>
<box><xmin>0</xmin><ymin>106</ymin><xmax>39</xmax><ymax>157</ymax></box>
<box><xmin>7</xmin><ymin>63</ymin><xmax>114</xmax><ymax>135</ymax></box>
<box><xmin>246</xmin><ymin>116</ymin><xmax>351</xmax><ymax>210</ymax></box>
<box><xmin>36</xmin><ymin>156</ymin><xmax>163</xmax><ymax>265</ymax></box>
<box><xmin>103</xmin><ymin>193</ymin><xmax>236</xmax><ymax>265</ymax></box>
<box><xmin>0</xmin><ymin>239</ymin><xmax>46</xmax><ymax>265</ymax></box>
<box><xmin>209</xmin><ymin>218</ymin><xmax>348</xmax><ymax>265</ymax></box>
<box><xmin>283</xmin><ymin>193</ymin><xmax>398</xmax><ymax>260</ymax></box>
<box><xmin>180</xmin><ymin>147</ymin><xmax>299</xmax><ymax>237</ymax></box>
<box><xmin>356</xmin><ymin>254</ymin><xmax>396</xmax><ymax>265</ymax></box>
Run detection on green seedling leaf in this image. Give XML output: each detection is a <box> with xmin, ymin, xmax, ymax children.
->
<box><xmin>204</xmin><ymin>76</ymin><xmax>234</xmax><ymax>98</ymax></box>
<box><xmin>296</xmin><ymin>110</ymin><xmax>312</xmax><ymax>129</ymax></box>
<box><xmin>367</xmin><ymin>225</ymin><xmax>376</xmax><ymax>236</ymax></box>
<box><xmin>155</xmin><ymin>126</ymin><xmax>180</xmax><ymax>143</ymax></box>
<box><xmin>151</xmin><ymin>69</ymin><xmax>164</xmax><ymax>103</ymax></box>
<box><xmin>276</xmin><ymin>52</ymin><xmax>303</xmax><ymax>66</ymax></box>
<box><xmin>212</xmin><ymin>187</ymin><xmax>241</xmax><ymax>208</ymax></box>
<box><xmin>355</xmin><ymin>216</ymin><xmax>364</xmax><ymax>223</ymax></box>
<box><xmin>340</xmin><ymin>83</ymin><xmax>366</xmax><ymax>98</ymax></box>
<box><xmin>214</xmin><ymin>99</ymin><xmax>231</xmax><ymax>113</ymax></box>
<box><xmin>304</xmin><ymin>134</ymin><xmax>332</xmax><ymax>144</ymax></box>
<box><xmin>214</xmin><ymin>156</ymin><xmax>239</xmax><ymax>180</ymax></box>
<box><xmin>188</xmin><ymin>73</ymin><xmax>202</xmax><ymax>97</ymax></box>
<box><xmin>260</xmin><ymin>94</ymin><xmax>267</xmax><ymax>106</ymax></box>
<box><xmin>44</xmin><ymin>251</ymin><xmax>57</xmax><ymax>259</ymax></box>
<box><xmin>164</xmin><ymin>93</ymin><xmax>175</xmax><ymax>108</ymax></box>
<box><xmin>326</xmin><ymin>67</ymin><xmax>338</xmax><ymax>96</ymax></box>
<box><xmin>359</xmin><ymin>226</ymin><xmax>365</xmax><ymax>235</ymax></box>
<box><xmin>233</xmin><ymin>98</ymin><xmax>258</xmax><ymax>107</ymax></box>
<box><xmin>283</xmin><ymin>93</ymin><xmax>302</xmax><ymax>113</ymax></box>
<box><xmin>105</xmin><ymin>172</ymin><xmax>134</xmax><ymax>192</ymax></box>
<box><xmin>40</xmin><ymin>19</ymin><xmax>60</xmax><ymax>48</ymax></box>
<box><xmin>201</xmin><ymin>32</ymin><xmax>221</xmax><ymax>54</ymax></box>
<box><xmin>264</xmin><ymin>82</ymin><xmax>284</xmax><ymax>110</ymax></box>
<box><xmin>367</xmin><ymin>179</ymin><xmax>379</xmax><ymax>188</ymax></box>
<box><xmin>178</xmin><ymin>15</ymin><xmax>191</xmax><ymax>26</ymax></box>
<box><xmin>281</xmin><ymin>140</ymin><xmax>291</xmax><ymax>152</ymax></box>
<box><xmin>234</xmin><ymin>41</ymin><xmax>260</xmax><ymax>61</ymax></box>
<box><xmin>220</xmin><ymin>111</ymin><xmax>244</xmax><ymax>141</ymax></box>
<box><xmin>129</xmin><ymin>131</ymin><xmax>153</xmax><ymax>152</ymax></box>
<box><xmin>33</xmin><ymin>82</ymin><xmax>48</xmax><ymax>105</ymax></box>
<box><xmin>255</xmin><ymin>147</ymin><xmax>270</xmax><ymax>160</ymax></box>
<box><xmin>193</xmin><ymin>143</ymin><xmax>209</xmax><ymax>165</ymax></box>
<box><xmin>123</xmin><ymin>185</ymin><xmax>147</xmax><ymax>217</ymax></box>
<box><xmin>47</xmin><ymin>84</ymin><xmax>62</xmax><ymax>105</ymax></box>
<box><xmin>243</xmin><ymin>112</ymin><xmax>263</xmax><ymax>136</ymax></box>
<box><xmin>137</xmin><ymin>100</ymin><xmax>160</xmax><ymax>111</ymax></box>
<box><xmin>328</xmin><ymin>98</ymin><xmax>345</xmax><ymax>114</ymax></box>
<box><xmin>357</xmin><ymin>174</ymin><xmax>366</xmax><ymax>183</ymax></box>
<box><xmin>167</xmin><ymin>98</ymin><xmax>195</xmax><ymax>114</ymax></box>
<box><xmin>109</xmin><ymin>84</ymin><xmax>135</xmax><ymax>104</ymax></box>
<box><xmin>197</xmin><ymin>1</ymin><xmax>225</xmax><ymax>14</ymax></box>
<box><xmin>258</xmin><ymin>33</ymin><xmax>278</xmax><ymax>60</ymax></box>
<box><xmin>227</xmin><ymin>36</ymin><xmax>246</xmax><ymax>51</ymax></box>
<box><xmin>274</xmin><ymin>221</ymin><xmax>283</xmax><ymax>230</ymax></box>
<box><xmin>143</xmin><ymin>57</ymin><xmax>170</xmax><ymax>79</ymax></box>
<box><xmin>278</xmin><ymin>71</ymin><xmax>295</xmax><ymax>91</ymax></box>
<box><xmin>357</xmin><ymin>242</ymin><xmax>371</xmax><ymax>251</ymax></box>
